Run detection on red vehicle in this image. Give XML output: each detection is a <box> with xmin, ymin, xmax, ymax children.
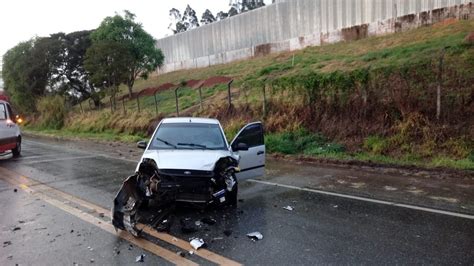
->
<box><xmin>0</xmin><ymin>99</ymin><xmax>22</xmax><ymax>157</ymax></box>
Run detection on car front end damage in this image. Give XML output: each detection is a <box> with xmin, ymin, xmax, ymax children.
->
<box><xmin>111</xmin><ymin>156</ymin><xmax>239</xmax><ymax>235</ymax></box>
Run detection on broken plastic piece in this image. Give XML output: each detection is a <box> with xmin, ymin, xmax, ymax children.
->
<box><xmin>190</xmin><ymin>238</ymin><xmax>205</xmax><ymax>250</ymax></box>
<box><xmin>247</xmin><ymin>232</ymin><xmax>263</xmax><ymax>241</ymax></box>
<box><xmin>283</xmin><ymin>206</ymin><xmax>294</xmax><ymax>211</ymax></box>
<box><xmin>135</xmin><ymin>254</ymin><xmax>145</xmax><ymax>262</ymax></box>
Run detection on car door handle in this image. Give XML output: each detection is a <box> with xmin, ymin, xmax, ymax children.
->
<box><xmin>257</xmin><ymin>151</ymin><xmax>264</xmax><ymax>155</ymax></box>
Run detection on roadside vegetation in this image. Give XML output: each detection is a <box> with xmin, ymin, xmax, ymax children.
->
<box><xmin>12</xmin><ymin>19</ymin><xmax>474</xmax><ymax>170</ymax></box>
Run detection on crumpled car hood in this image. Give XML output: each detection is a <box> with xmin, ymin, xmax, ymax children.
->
<box><xmin>138</xmin><ymin>149</ymin><xmax>235</xmax><ymax>171</ymax></box>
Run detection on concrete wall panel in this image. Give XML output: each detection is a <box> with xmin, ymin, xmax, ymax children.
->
<box><xmin>156</xmin><ymin>0</ymin><xmax>473</xmax><ymax>73</ymax></box>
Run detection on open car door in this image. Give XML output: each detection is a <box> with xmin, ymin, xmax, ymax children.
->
<box><xmin>230</xmin><ymin>122</ymin><xmax>265</xmax><ymax>180</ymax></box>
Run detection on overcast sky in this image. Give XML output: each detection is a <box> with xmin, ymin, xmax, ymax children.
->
<box><xmin>0</xmin><ymin>0</ymin><xmax>272</xmax><ymax>69</ymax></box>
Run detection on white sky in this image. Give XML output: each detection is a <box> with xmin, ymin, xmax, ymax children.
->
<box><xmin>1</xmin><ymin>0</ymin><xmax>276</xmax><ymax>68</ymax></box>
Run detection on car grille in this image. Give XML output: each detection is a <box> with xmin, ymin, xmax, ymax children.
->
<box><xmin>158</xmin><ymin>169</ymin><xmax>213</xmax><ymax>178</ymax></box>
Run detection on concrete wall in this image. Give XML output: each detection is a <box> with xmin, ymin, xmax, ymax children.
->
<box><xmin>156</xmin><ymin>0</ymin><xmax>474</xmax><ymax>73</ymax></box>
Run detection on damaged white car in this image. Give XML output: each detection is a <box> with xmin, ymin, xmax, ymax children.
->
<box><xmin>112</xmin><ymin>117</ymin><xmax>265</xmax><ymax>234</ymax></box>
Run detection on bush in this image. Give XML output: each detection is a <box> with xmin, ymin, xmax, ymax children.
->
<box><xmin>363</xmin><ymin>135</ymin><xmax>389</xmax><ymax>155</ymax></box>
<box><xmin>36</xmin><ymin>95</ymin><xmax>67</xmax><ymax>129</ymax></box>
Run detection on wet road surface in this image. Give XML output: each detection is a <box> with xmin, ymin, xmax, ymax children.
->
<box><xmin>1</xmin><ymin>137</ymin><xmax>473</xmax><ymax>265</ymax></box>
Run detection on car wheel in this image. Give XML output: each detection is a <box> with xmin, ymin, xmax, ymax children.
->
<box><xmin>12</xmin><ymin>138</ymin><xmax>21</xmax><ymax>158</ymax></box>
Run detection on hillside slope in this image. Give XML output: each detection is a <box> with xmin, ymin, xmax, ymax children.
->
<box><xmin>31</xmin><ymin>19</ymin><xmax>474</xmax><ymax>169</ymax></box>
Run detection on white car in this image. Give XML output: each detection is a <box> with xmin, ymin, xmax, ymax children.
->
<box><xmin>112</xmin><ymin>117</ymin><xmax>265</xmax><ymax>233</ymax></box>
<box><xmin>0</xmin><ymin>100</ymin><xmax>21</xmax><ymax>157</ymax></box>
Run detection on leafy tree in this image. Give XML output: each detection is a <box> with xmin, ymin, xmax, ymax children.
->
<box><xmin>228</xmin><ymin>6</ymin><xmax>239</xmax><ymax>17</ymax></box>
<box><xmin>216</xmin><ymin>11</ymin><xmax>229</xmax><ymax>21</ymax></box>
<box><xmin>2</xmin><ymin>39</ymin><xmax>52</xmax><ymax>113</ymax></box>
<box><xmin>91</xmin><ymin>10</ymin><xmax>164</xmax><ymax>98</ymax></box>
<box><xmin>200</xmin><ymin>9</ymin><xmax>216</xmax><ymax>25</ymax></box>
<box><xmin>168</xmin><ymin>8</ymin><xmax>187</xmax><ymax>34</ymax></box>
<box><xmin>49</xmin><ymin>30</ymin><xmax>97</xmax><ymax>102</ymax></box>
<box><xmin>84</xmin><ymin>40</ymin><xmax>133</xmax><ymax>106</ymax></box>
<box><xmin>182</xmin><ymin>5</ymin><xmax>200</xmax><ymax>30</ymax></box>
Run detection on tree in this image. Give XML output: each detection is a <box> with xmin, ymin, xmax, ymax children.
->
<box><xmin>200</xmin><ymin>9</ymin><xmax>216</xmax><ymax>25</ymax></box>
<box><xmin>182</xmin><ymin>5</ymin><xmax>200</xmax><ymax>30</ymax></box>
<box><xmin>168</xmin><ymin>8</ymin><xmax>187</xmax><ymax>34</ymax></box>
<box><xmin>2</xmin><ymin>39</ymin><xmax>51</xmax><ymax>113</ymax></box>
<box><xmin>216</xmin><ymin>11</ymin><xmax>229</xmax><ymax>21</ymax></box>
<box><xmin>48</xmin><ymin>30</ymin><xmax>97</xmax><ymax>102</ymax></box>
<box><xmin>91</xmin><ymin>10</ymin><xmax>164</xmax><ymax>98</ymax></box>
<box><xmin>84</xmin><ymin>40</ymin><xmax>133</xmax><ymax>106</ymax></box>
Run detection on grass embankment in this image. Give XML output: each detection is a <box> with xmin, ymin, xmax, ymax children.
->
<box><xmin>28</xmin><ymin>19</ymin><xmax>474</xmax><ymax>170</ymax></box>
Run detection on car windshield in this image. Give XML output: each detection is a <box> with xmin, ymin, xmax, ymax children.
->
<box><xmin>149</xmin><ymin>123</ymin><xmax>227</xmax><ymax>150</ymax></box>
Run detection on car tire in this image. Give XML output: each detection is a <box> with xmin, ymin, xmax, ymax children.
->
<box><xmin>12</xmin><ymin>138</ymin><xmax>21</xmax><ymax>158</ymax></box>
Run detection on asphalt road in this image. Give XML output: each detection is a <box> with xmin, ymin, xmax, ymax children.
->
<box><xmin>1</xmin><ymin>137</ymin><xmax>473</xmax><ymax>265</ymax></box>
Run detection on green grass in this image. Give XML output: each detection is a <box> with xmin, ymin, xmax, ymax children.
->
<box><xmin>32</xmin><ymin>19</ymin><xmax>474</xmax><ymax>171</ymax></box>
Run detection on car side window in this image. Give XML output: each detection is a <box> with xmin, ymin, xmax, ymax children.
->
<box><xmin>0</xmin><ymin>104</ymin><xmax>6</xmax><ymax>120</ymax></box>
<box><xmin>233</xmin><ymin>123</ymin><xmax>264</xmax><ymax>149</ymax></box>
<box><xmin>6</xmin><ymin>104</ymin><xmax>14</xmax><ymax>120</ymax></box>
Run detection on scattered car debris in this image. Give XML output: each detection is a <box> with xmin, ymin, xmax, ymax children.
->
<box><xmin>223</xmin><ymin>230</ymin><xmax>233</xmax><ymax>237</ymax></box>
<box><xmin>90</xmin><ymin>258</ymin><xmax>95</xmax><ymax>263</ymax></box>
<box><xmin>99</xmin><ymin>213</ymin><xmax>105</xmax><ymax>218</ymax></box>
<box><xmin>190</xmin><ymin>238</ymin><xmax>206</xmax><ymax>250</ymax></box>
<box><xmin>283</xmin><ymin>206</ymin><xmax>294</xmax><ymax>211</ymax></box>
<box><xmin>189</xmin><ymin>250</ymin><xmax>194</xmax><ymax>255</ymax></box>
<box><xmin>333</xmin><ymin>205</ymin><xmax>338</xmax><ymax>208</ymax></box>
<box><xmin>135</xmin><ymin>254</ymin><xmax>145</xmax><ymax>263</ymax></box>
<box><xmin>18</xmin><ymin>220</ymin><xmax>25</xmax><ymax>224</ymax></box>
<box><xmin>13</xmin><ymin>188</ymin><xmax>17</xmax><ymax>193</ymax></box>
<box><xmin>12</xmin><ymin>227</ymin><xmax>21</xmax><ymax>232</ymax></box>
<box><xmin>213</xmin><ymin>237</ymin><xmax>224</xmax><ymax>241</ymax></box>
<box><xmin>195</xmin><ymin>220</ymin><xmax>202</xmax><ymax>227</ymax></box>
<box><xmin>3</xmin><ymin>241</ymin><xmax>12</xmax><ymax>247</ymax></box>
<box><xmin>70</xmin><ymin>229</ymin><xmax>74</xmax><ymax>233</ymax></box>
<box><xmin>201</xmin><ymin>217</ymin><xmax>216</xmax><ymax>225</ymax></box>
<box><xmin>177</xmin><ymin>251</ymin><xmax>186</xmax><ymax>257</ymax></box>
<box><xmin>247</xmin><ymin>232</ymin><xmax>263</xmax><ymax>241</ymax></box>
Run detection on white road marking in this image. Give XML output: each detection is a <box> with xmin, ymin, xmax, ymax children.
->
<box><xmin>23</xmin><ymin>155</ymin><xmax>98</xmax><ymax>164</ymax></box>
<box><xmin>248</xmin><ymin>179</ymin><xmax>474</xmax><ymax>220</ymax></box>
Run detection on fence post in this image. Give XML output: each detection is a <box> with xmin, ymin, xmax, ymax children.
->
<box><xmin>154</xmin><ymin>92</ymin><xmax>159</xmax><ymax>115</ymax></box>
<box><xmin>436</xmin><ymin>49</ymin><xmax>446</xmax><ymax>121</ymax></box>
<box><xmin>198</xmin><ymin>85</ymin><xmax>203</xmax><ymax>110</ymax></box>
<box><xmin>175</xmin><ymin>87</ymin><xmax>180</xmax><ymax>116</ymax></box>
<box><xmin>136</xmin><ymin>94</ymin><xmax>141</xmax><ymax>113</ymax></box>
<box><xmin>262</xmin><ymin>82</ymin><xmax>267</xmax><ymax>117</ymax></box>
<box><xmin>79</xmin><ymin>102</ymin><xmax>84</xmax><ymax>114</ymax></box>
<box><xmin>122</xmin><ymin>98</ymin><xmax>126</xmax><ymax>114</ymax></box>
<box><xmin>89</xmin><ymin>99</ymin><xmax>93</xmax><ymax>110</ymax></box>
<box><xmin>110</xmin><ymin>96</ymin><xmax>114</xmax><ymax>113</ymax></box>
<box><xmin>227</xmin><ymin>80</ymin><xmax>234</xmax><ymax>109</ymax></box>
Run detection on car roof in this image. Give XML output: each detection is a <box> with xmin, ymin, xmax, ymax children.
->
<box><xmin>0</xmin><ymin>100</ymin><xmax>8</xmax><ymax>104</ymax></box>
<box><xmin>161</xmin><ymin>117</ymin><xmax>220</xmax><ymax>125</ymax></box>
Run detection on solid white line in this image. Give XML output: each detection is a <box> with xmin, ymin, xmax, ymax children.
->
<box><xmin>248</xmin><ymin>179</ymin><xmax>474</xmax><ymax>220</ymax></box>
<box><xmin>23</xmin><ymin>139</ymin><xmax>138</xmax><ymax>163</ymax></box>
<box><xmin>23</xmin><ymin>155</ymin><xmax>98</xmax><ymax>164</ymax></box>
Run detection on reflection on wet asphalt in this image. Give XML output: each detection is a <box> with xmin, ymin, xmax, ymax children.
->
<box><xmin>0</xmin><ymin>138</ymin><xmax>473</xmax><ymax>265</ymax></box>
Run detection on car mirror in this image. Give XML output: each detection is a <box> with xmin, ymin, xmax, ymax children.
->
<box><xmin>234</xmin><ymin>142</ymin><xmax>249</xmax><ymax>151</ymax></box>
<box><xmin>137</xmin><ymin>141</ymin><xmax>148</xmax><ymax>149</ymax></box>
